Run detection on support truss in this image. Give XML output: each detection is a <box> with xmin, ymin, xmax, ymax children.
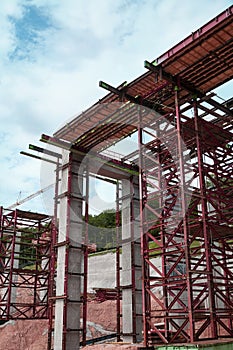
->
<box><xmin>14</xmin><ymin>7</ymin><xmax>233</xmax><ymax>350</ymax></box>
<box><xmin>138</xmin><ymin>92</ymin><xmax>233</xmax><ymax>345</ymax></box>
<box><xmin>0</xmin><ymin>208</ymin><xmax>52</xmax><ymax>321</ymax></box>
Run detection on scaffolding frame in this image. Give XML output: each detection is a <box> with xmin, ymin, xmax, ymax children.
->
<box><xmin>137</xmin><ymin>90</ymin><xmax>233</xmax><ymax>345</ymax></box>
<box><xmin>1</xmin><ymin>6</ymin><xmax>232</xmax><ymax>350</ymax></box>
<box><xmin>0</xmin><ymin>208</ymin><xmax>52</xmax><ymax>321</ymax></box>
<box><xmin>49</xmin><ymin>6</ymin><xmax>233</xmax><ymax>348</ymax></box>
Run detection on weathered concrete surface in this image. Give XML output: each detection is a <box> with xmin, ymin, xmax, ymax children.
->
<box><xmin>88</xmin><ymin>252</ymin><xmax>117</xmax><ymax>291</ymax></box>
<box><xmin>88</xmin><ymin>252</ymin><xmax>161</xmax><ymax>293</ymax></box>
<box><xmin>121</xmin><ymin>177</ymin><xmax>142</xmax><ymax>343</ymax></box>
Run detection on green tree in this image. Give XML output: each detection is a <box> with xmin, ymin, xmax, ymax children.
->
<box><xmin>87</xmin><ymin>209</ymin><xmax>118</xmax><ymax>250</ymax></box>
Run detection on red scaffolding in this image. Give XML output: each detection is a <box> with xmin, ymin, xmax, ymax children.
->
<box><xmin>0</xmin><ymin>208</ymin><xmax>52</xmax><ymax>321</ymax></box>
<box><xmin>50</xmin><ymin>5</ymin><xmax>233</xmax><ymax>347</ymax></box>
<box><xmin>4</xmin><ymin>5</ymin><xmax>232</xmax><ymax>349</ymax></box>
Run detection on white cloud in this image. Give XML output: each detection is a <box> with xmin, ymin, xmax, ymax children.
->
<box><xmin>0</xmin><ymin>0</ymin><xmax>232</xmax><ymax>212</ymax></box>
<box><xmin>0</xmin><ymin>1</ymin><xmax>21</xmax><ymax>56</ymax></box>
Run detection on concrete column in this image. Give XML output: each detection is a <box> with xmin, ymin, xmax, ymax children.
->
<box><xmin>54</xmin><ymin>150</ymin><xmax>84</xmax><ymax>350</ymax></box>
<box><xmin>121</xmin><ymin>175</ymin><xmax>142</xmax><ymax>343</ymax></box>
<box><xmin>10</xmin><ymin>231</ymin><xmax>21</xmax><ymax>314</ymax></box>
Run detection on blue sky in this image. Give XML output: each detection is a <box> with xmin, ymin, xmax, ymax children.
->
<box><xmin>0</xmin><ymin>0</ymin><xmax>232</xmax><ymax>214</ymax></box>
<box><xmin>9</xmin><ymin>4</ymin><xmax>52</xmax><ymax>61</ymax></box>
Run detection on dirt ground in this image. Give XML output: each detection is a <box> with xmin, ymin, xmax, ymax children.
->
<box><xmin>1</xmin><ymin>294</ymin><xmax>229</xmax><ymax>349</ymax></box>
<box><xmin>0</xmin><ymin>300</ymin><xmax>118</xmax><ymax>350</ymax></box>
<box><xmin>0</xmin><ymin>319</ymin><xmax>48</xmax><ymax>350</ymax></box>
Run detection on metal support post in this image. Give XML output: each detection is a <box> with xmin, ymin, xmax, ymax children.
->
<box><xmin>175</xmin><ymin>87</ymin><xmax>194</xmax><ymax>341</ymax></box>
<box><xmin>116</xmin><ymin>180</ymin><xmax>121</xmax><ymax>342</ymax></box>
<box><xmin>193</xmin><ymin>99</ymin><xmax>217</xmax><ymax>339</ymax></box>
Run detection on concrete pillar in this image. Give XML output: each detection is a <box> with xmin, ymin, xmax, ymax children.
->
<box><xmin>10</xmin><ymin>231</ymin><xmax>21</xmax><ymax>314</ymax></box>
<box><xmin>54</xmin><ymin>150</ymin><xmax>84</xmax><ymax>350</ymax></box>
<box><xmin>121</xmin><ymin>176</ymin><xmax>143</xmax><ymax>343</ymax></box>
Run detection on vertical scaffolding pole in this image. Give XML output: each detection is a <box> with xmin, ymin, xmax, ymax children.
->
<box><xmin>193</xmin><ymin>99</ymin><xmax>217</xmax><ymax>339</ymax></box>
<box><xmin>137</xmin><ymin>106</ymin><xmax>150</xmax><ymax>347</ymax></box>
<box><xmin>175</xmin><ymin>87</ymin><xmax>195</xmax><ymax>341</ymax></box>
<box><xmin>116</xmin><ymin>180</ymin><xmax>121</xmax><ymax>342</ymax></box>
<box><xmin>82</xmin><ymin>161</ymin><xmax>89</xmax><ymax>347</ymax></box>
<box><xmin>33</xmin><ymin>221</ymin><xmax>40</xmax><ymax>318</ymax></box>
<box><xmin>48</xmin><ymin>158</ymin><xmax>60</xmax><ymax>350</ymax></box>
<box><xmin>6</xmin><ymin>210</ymin><xmax>17</xmax><ymax>317</ymax></box>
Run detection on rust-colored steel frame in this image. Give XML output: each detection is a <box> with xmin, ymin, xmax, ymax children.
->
<box><xmin>45</xmin><ymin>87</ymin><xmax>233</xmax><ymax>348</ymax></box>
<box><xmin>2</xmin><ymin>6</ymin><xmax>231</xmax><ymax>350</ymax></box>
<box><xmin>136</xmin><ymin>91</ymin><xmax>233</xmax><ymax>345</ymax></box>
<box><xmin>47</xmin><ymin>159</ymin><xmax>60</xmax><ymax>350</ymax></box>
<box><xmin>116</xmin><ymin>180</ymin><xmax>122</xmax><ymax>342</ymax></box>
<box><xmin>0</xmin><ymin>208</ymin><xmax>52</xmax><ymax>321</ymax></box>
<box><xmin>48</xmin><ymin>6</ymin><xmax>232</xmax><ymax>348</ymax></box>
